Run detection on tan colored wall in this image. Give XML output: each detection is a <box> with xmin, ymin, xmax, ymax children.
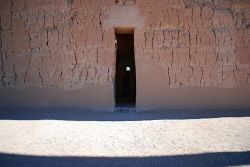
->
<box><xmin>0</xmin><ymin>0</ymin><xmax>250</xmax><ymax>109</ymax></box>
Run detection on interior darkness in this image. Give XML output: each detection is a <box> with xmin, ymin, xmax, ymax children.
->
<box><xmin>115</xmin><ymin>33</ymin><xmax>136</xmax><ymax>107</ymax></box>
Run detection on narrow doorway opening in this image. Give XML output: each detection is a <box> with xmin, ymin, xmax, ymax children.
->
<box><xmin>115</xmin><ymin>28</ymin><xmax>136</xmax><ymax>108</ymax></box>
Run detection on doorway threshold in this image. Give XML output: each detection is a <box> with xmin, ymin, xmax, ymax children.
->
<box><xmin>115</xmin><ymin>103</ymin><xmax>136</xmax><ymax>112</ymax></box>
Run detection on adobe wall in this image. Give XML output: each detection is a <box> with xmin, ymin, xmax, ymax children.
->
<box><xmin>0</xmin><ymin>0</ymin><xmax>250</xmax><ymax>109</ymax></box>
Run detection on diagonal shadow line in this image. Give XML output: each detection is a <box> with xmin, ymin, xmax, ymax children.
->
<box><xmin>0</xmin><ymin>151</ymin><xmax>250</xmax><ymax>167</ymax></box>
<box><xmin>0</xmin><ymin>108</ymin><xmax>249</xmax><ymax>121</ymax></box>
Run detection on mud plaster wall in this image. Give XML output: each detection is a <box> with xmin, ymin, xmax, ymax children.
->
<box><xmin>0</xmin><ymin>0</ymin><xmax>250</xmax><ymax>109</ymax></box>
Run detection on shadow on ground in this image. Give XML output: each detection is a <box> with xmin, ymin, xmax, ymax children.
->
<box><xmin>0</xmin><ymin>151</ymin><xmax>249</xmax><ymax>167</ymax></box>
<box><xmin>0</xmin><ymin>108</ymin><xmax>249</xmax><ymax>121</ymax></box>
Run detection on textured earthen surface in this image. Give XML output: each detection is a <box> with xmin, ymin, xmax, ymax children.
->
<box><xmin>0</xmin><ymin>110</ymin><xmax>250</xmax><ymax>166</ymax></box>
<box><xmin>0</xmin><ymin>0</ymin><xmax>250</xmax><ymax>108</ymax></box>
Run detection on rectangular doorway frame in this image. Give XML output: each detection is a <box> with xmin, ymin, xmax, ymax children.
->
<box><xmin>114</xmin><ymin>27</ymin><xmax>136</xmax><ymax>109</ymax></box>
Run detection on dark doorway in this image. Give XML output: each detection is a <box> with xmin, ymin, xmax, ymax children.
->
<box><xmin>115</xmin><ymin>29</ymin><xmax>136</xmax><ymax>108</ymax></box>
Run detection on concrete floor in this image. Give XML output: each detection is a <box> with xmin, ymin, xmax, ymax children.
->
<box><xmin>0</xmin><ymin>109</ymin><xmax>250</xmax><ymax>167</ymax></box>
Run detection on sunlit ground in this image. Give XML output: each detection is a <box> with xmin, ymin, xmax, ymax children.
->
<box><xmin>0</xmin><ymin>109</ymin><xmax>250</xmax><ymax>166</ymax></box>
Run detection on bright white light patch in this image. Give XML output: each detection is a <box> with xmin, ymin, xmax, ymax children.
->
<box><xmin>126</xmin><ymin>67</ymin><xmax>131</xmax><ymax>71</ymax></box>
